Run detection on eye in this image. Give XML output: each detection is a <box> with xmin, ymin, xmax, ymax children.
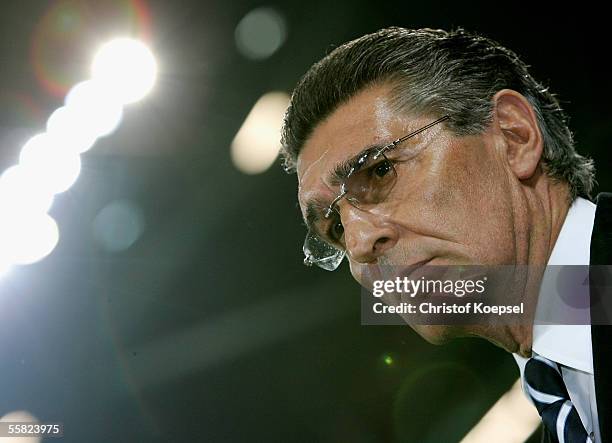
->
<box><xmin>373</xmin><ymin>159</ymin><xmax>393</xmax><ymax>178</ymax></box>
<box><xmin>329</xmin><ymin>220</ymin><xmax>344</xmax><ymax>242</ymax></box>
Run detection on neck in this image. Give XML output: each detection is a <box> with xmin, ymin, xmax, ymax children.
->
<box><xmin>490</xmin><ymin>177</ymin><xmax>571</xmax><ymax>357</ymax></box>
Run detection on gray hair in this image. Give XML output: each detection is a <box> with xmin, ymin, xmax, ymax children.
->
<box><xmin>280</xmin><ymin>27</ymin><xmax>595</xmax><ymax>200</ymax></box>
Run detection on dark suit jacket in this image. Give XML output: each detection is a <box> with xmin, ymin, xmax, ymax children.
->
<box><xmin>539</xmin><ymin>192</ymin><xmax>611</xmax><ymax>443</ymax></box>
<box><xmin>590</xmin><ymin>192</ymin><xmax>612</xmax><ymax>442</ymax></box>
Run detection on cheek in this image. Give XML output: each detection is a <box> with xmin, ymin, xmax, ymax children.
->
<box><xmin>426</xmin><ymin>138</ymin><xmax>497</xmax><ymax>208</ymax></box>
<box><xmin>392</xmin><ymin>141</ymin><xmax>489</xmax><ymax>230</ymax></box>
<box><xmin>411</xmin><ymin>324</ymin><xmax>459</xmax><ymax>345</ymax></box>
<box><xmin>434</xmin><ymin>140</ymin><xmax>515</xmax><ymax>260</ymax></box>
<box><xmin>394</xmin><ymin>138</ymin><xmax>516</xmax><ymax>262</ymax></box>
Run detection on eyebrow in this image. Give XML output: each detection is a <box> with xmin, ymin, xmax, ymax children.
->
<box><xmin>327</xmin><ymin>143</ymin><xmax>388</xmax><ymax>187</ymax></box>
<box><xmin>304</xmin><ymin>143</ymin><xmax>382</xmax><ymax>243</ymax></box>
<box><xmin>326</xmin><ymin>115</ymin><xmax>451</xmax><ymax>186</ymax></box>
<box><xmin>302</xmin><ymin>116</ymin><xmax>451</xmax><ymax>235</ymax></box>
<box><xmin>303</xmin><ymin>141</ymin><xmax>390</xmax><ymax>235</ymax></box>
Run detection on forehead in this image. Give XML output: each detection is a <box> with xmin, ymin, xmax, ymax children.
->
<box><xmin>296</xmin><ymin>83</ymin><xmax>402</xmax><ymax>213</ymax></box>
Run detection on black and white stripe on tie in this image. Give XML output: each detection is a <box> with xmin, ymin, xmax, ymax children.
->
<box><xmin>524</xmin><ymin>355</ymin><xmax>591</xmax><ymax>443</ymax></box>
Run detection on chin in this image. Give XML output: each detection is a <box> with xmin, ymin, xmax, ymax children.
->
<box><xmin>411</xmin><ymin>324</ymin><xmax>461</xmax><ymax>345</ymax></box>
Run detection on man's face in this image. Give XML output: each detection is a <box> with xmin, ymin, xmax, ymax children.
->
<box><xmin>296</xmin><ymin>83</ymin><xmax>521</xmax><ymax>344</ymax></box>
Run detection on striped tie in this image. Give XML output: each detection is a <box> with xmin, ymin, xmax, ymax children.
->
<box><xmin>524</xmin><ymin>355</ymin><xmax>590</xmax><ymax>443</ymax></box>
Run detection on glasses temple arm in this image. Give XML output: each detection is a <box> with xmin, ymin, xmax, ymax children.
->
<box><xmin>393</xmin><ymin>115</ymin><xmax>450</xmax><ymax>146</ymax></box>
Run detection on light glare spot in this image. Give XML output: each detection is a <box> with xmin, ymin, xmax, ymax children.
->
<box><xmin>63</xmin><ymin>80</ymin><xmax>124</xmax><ymax>139</ymax></box>
<box><xmin>0</xmin><ymin>410</ymin><xmax>42</xmax><ymax>443</ymax></box>
<box><xmin>47</xmin><ymin>106</ymin><xmax>97</xmax><ymax>153</ymax></box>
<box><xmin>91</xmin><ymin>38</ymin><xmax>157</xmax><ymax>104</ymax></box>
<box><xmin>0</xmin><ymin>165</ymin><xmax>54</xmax><ymax>215</ymax></box>
<box><xmin>231</xmin><ymin>91</ymin><xmax>290</xmax><ymax>174</ymax></box>
<box><xmin>19</xmin><ymin>133</ymin><xmax>81</xmax><ymax>195</ymax></box>
<box><xmin>459</xmin><ymin>379</ymin><xmax>540</xmax><ymax>443</ymax></box>
<box><xmin>0</xmin><ymin>260</ymin><xmax>11</xmax><ymax>279</ymax></box>
<box><xmin>93</xmin><ymin>200</ymin><xmax>144</xmax><ymax>252</ymax></box>
<box><xmin>0</xmin><ymin>212</ymin><xmax>59</xmax><ymax>265</ymax></box>
<box><xmin>235</xmin><ymin>7</ymin><xmax>287</xmax><ymax>60</ymax></box>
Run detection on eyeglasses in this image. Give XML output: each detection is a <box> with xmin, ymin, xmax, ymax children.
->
<box><xmin>302</xmin><ymin>115</ymin><xmax>450</xmax><ymax>271</ymax></box>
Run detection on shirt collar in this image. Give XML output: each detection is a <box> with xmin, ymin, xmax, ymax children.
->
<box><xmin>530</xmin><ymin>197</ymin><xmax>596</xmax><ymax>373</ymax></box>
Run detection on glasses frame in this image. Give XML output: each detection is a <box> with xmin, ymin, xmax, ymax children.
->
<box><xmin>303</xmin><ymin>115</ymin><xmax>450</xmax><ymax>271</ymax></box>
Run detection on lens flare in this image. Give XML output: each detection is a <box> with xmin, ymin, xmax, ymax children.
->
<box><xmin>1</xmin><ymin>17</ymin><xmax>156</xmax><ymax>277</ymax></box>
<box><xmin>47</xmin><ymin>106</ymin><xmax>97</xmax><ymax>154</ymax></box>
<box><xmin>0</xmin><ymin>212</ymin><xmax>59</xmax><ymax>266</ymax></box>
<box><xmin>0</xmin><ymin>165</ymin><xmax>55</xmax><ymax>215</ymax></box>
<box><xmin>63</xmin><ymin>80</ymin><xmax>124</xmax><ymax>138</ymax></box>
<box><xmin>19</xmin><ymin>133</ymin><xmax>82</xmax><ymax>195</ymax></box>
<box><xmin>231</xmin><ymin>91</ymin><xmax>290</xmax><ymax>174</ymax></box>
<box><xmin>30</xmin><ymin>0</ymin><xmax>154</xmax><ymax>97</ymax></box>
<box><xmin>91</xmin><ymin>38</ymin><xmax>157</xmax><ymax>104</ymax></box>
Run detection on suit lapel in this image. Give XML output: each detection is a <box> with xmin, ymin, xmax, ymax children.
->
<box><xmin>590</xmin><ymin>192</ymin><xmax>612</xmax><ymax>443</ymax></box>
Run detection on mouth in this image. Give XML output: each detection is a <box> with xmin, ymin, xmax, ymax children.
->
<box><xmin>392</xmin><ymin>258</ymin><xmax>436</xmax><ymax>282</ymax></box>
<box><xmin>358</xmin><ymin>258</ymin><xmax>434</xmax><ymax>293</ymax></box>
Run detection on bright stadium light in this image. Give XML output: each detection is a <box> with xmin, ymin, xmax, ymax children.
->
<box><xmin>0</xmin><ymin>165</ymin><xmax>54</xmax><ymax>215</ymax></box>
<box><xmin>19</xmin><ymin>133</ymin><xmax>82</xmax><ymax>195</ymax></box>
<box><xmin>91</xmin><ymin>38</ymin><xmax>157</xmax><ymax>104</ymax></box>
<box><xmin>0</xmin><ymin>38</ymin><xmax>156</xmax><ymax>279</ymax></box>
<box><xmin>0</xmin><ymin>261</ymin><xmax>10</xmax><ymax>279</ymax></box>
<box><xmin>0</xmin><ymin>212</ymin><xmax>59</xmax><ymax>265</ymax></box>
<box><xmin>64</xmin><ymin>80</ymin><xmax>124</xmax><ymax>138</ymax></box>
<box><xmin>46</xmin><ymin>106</ymin><xmax>97</xmax><ymax>154</ymax></box>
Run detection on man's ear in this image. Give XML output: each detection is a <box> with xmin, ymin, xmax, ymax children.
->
<box><xmin>491</xmin><ymin>89</ymin><xmax>543</xmax><ymax>180</ymax></box>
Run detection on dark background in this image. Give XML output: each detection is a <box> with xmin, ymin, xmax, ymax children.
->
<box><xmin>0</xmin><ymin>1</ymin><xmax>609</xmax><ymax>442</ymax></box>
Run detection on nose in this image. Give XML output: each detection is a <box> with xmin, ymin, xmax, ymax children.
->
<box><xmin>340</xmin><ymin>203</ymin><xmax>398</xmax><ymax>264</ymax></box>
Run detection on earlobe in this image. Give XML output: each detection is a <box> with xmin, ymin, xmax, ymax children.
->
<box><xmin>492</xmin><ymin>89</ymin><xmax>543</xmax><ymax>180</ymax></box>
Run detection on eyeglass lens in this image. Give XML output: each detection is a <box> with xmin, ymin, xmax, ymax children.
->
<box><xmin>302</xmin><ymin>115</ymin><xmax>449</xmax><ymax>271</ymax></box>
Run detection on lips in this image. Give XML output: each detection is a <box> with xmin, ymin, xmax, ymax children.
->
<box><xmin>359</xmin><ymin>257</ymin><xmax>434</xmax><ymax>293</ymax></box>
<box><xmin>394</xmin><ymin>258</ymin><xmax>435</xmax><ymax>282</ymax></box>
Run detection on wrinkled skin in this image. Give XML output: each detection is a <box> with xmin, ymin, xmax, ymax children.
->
<box><xmin>296</xmin><ymin>83</ymin><xmax>570</xmax><ymax>356</ymax></box>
